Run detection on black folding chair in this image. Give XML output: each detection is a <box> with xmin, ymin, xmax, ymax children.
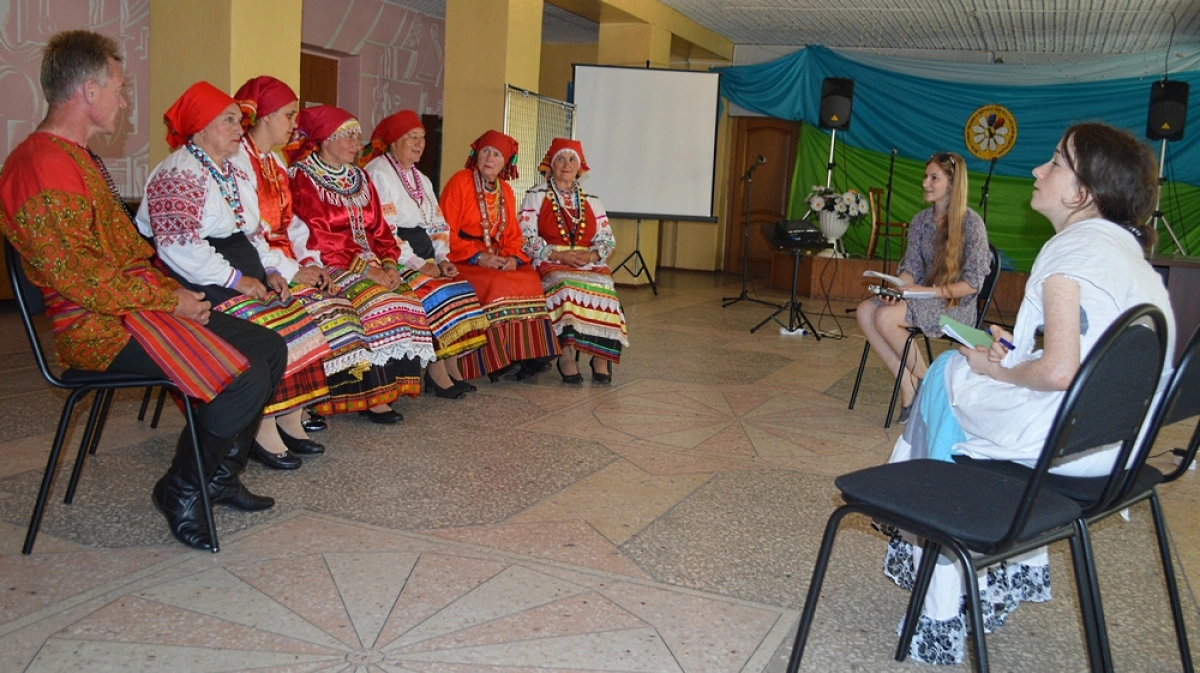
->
<box><xmin>5</xmin><ymin>241</ymin><xmax>218</xmax><ymax>554</ymax></box>
<box><xmin>850</xmin><ymin>244</ymin><xmax>1002</xmax><ymax>428</ymax></box>
<box><xmin>788</xmin><ymin>304</ymin><xmax>1167</xmax><ymax>673</ymax></box>
<box><xmin>955</xmin><ymin>322</ymin><xmax>1200</xmax><ymax>672</ymax></box>
<box><xmin>137</xmin><ymin>386</ymin><xmax>168</xmax><ymax>428</ymax></box>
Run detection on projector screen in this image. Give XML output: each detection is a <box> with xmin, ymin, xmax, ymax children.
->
<box><xmin>571</xmin><ymin>65</ymin><xmax>720</xmax><ymax>222</ymax></box>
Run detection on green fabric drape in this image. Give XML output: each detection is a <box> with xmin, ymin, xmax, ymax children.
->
<box><xmin>788</xmin><ymin>125</ymin><xmax>1200</xmax><ymax>272</ymax></box>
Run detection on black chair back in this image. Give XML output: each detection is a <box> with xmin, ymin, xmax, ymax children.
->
<box><xmin>1003</xmin><ymin>304</ymin><xmax>1166</xmax><ymax>547</ymax></box>
<box><xmin>1131</xmin><ymin>323</ymin><xmax>1200</xmax><ymax>486</ymax></box>
<box><xmin>974</xmin><ymin>244</ymin><xmax>1002</xmax><ymax>329</ymax></box>
<box><xmin>5</xmin><ymin>240</ymin><xmax>62</xmax><ymax>388</ymax></box>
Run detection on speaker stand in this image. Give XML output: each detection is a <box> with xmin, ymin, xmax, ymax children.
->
<box><xmin>1152</xmin><ymin>140</ymin><xmax>1188</xmax><ymax>255</ymax></box>
<box><xmin>613</xmin><ymin>218</ymin><xmax>658</xmax><ymax>295</ymax></box>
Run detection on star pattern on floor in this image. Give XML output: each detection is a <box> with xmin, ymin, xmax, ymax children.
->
<box><xmin>21</xmin><ymin>515</ymin><xmax>788</xmax><ymax>673</ymax></box>
<box><xmin>524</xmin><ymin>380</ymin><xmax>887</xmax><ymax>466</ymax></box>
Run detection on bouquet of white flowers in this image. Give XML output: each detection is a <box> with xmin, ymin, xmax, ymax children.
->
<box><xmin>805</xmin><ymin>186</ymin><xmax>870</xmax><ymax>224</ymax></box>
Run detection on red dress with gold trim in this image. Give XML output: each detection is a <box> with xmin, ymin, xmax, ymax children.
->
<box><xmin>439</xmin><ymin>168</ymin><xmax>559</xmax><ymax>378</ymax></box>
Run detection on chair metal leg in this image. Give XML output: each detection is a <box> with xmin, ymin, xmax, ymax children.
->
<box><xmin>64</xmin><ymin>390</ymin><xmax>107</xmax><ymax>505</ymax></box>
<box><xmin>182</xmin><ymin>404</ymin><xmax>219</xmax><ymax>553</ymax></box>
<box><xmin>786</xmin><ymin>506</ymin><xmax>854</xmax><ymax>673</ymax></box>
<box><xmin>150</xmin><ymin>387</ymin><xmax>168</xmax><ymax>429</ymax></box>
<box><xmin>895</xmin><ymin>539</ymin><xmax>941</xmax><ymax>662</ymax></box>
<box><xmin>923</xmin><ymin>334</ymin><xmax>934</xmax><ymax>364</ymax></box>
<box><xmin>849</xmin><ymin>342</ymin><xmax>871</xmax><ymax>410</ymax></box>
<box><xmin>1149</xmin><ymin>492</ymin><xmax>1194</xmax><ymax>673</ymax></box>
<box><xmin>137</xmin><ymin>386</ymin><xmax>154</xmax><ymax>421</ymax></box>
<box><xmin>87</xmin><ymin>389</ymin><xmax>116</xmax><ymax>456</ymax></box>
<box><xmin>1070</xmin><ymin>521</ymin><xmax>1112</xmax><ymax>673</ymax></box>
<box><xmin>23</xmin><ymin>390</ymin><xmax>89</xmax><ymax>554</ymax></box>
<box><xmin>886</xmin><ymin>332</ymin><xmax>919</xmax><ymax>428</ymax></box>
<box><xmin>945</xmin><ymin>540</ymin><xmax>990</xmax><ymax>673</ymax></box>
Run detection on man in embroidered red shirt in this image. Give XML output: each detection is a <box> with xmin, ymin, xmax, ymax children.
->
<box><xmin>0</xmin><ymin>30</ymin><xmax>286</xmax><ymax>551</ymax></box>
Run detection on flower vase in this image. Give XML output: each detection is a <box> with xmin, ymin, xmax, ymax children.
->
<box><xmin>817</xmin><ymin>210</ymin><xmax>849</xmax><ymax>258</ymax></box>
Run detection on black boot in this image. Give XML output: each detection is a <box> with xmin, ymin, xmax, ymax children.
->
<box><xmin>209</xmin><ymin>416</ymin><xmax>275</xmax><ymax>512</ymax></box>
<box><xmin>152</xmin><ymin>425</ymin><xmax>230</xmax><ymax>551</ymax></box>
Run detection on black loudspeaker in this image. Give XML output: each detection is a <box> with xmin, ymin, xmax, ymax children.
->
<box><xmin>1147</xmin><ymin>80</ymin><xmax>1189</xmax><ymax>141</ymax></box>
<box><xmin>818</xmin><ymin>78</ymin><xmax>855</xmax><ymax>131</ymax></box>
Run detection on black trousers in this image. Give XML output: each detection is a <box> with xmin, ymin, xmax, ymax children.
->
<box><xmin>107</xmin><ymin>310</ymin><xmax>286</xmax><ymax>439</ymax></box>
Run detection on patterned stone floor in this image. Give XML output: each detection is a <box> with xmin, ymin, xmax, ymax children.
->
<box><xmin>1</xmin><ymin>269</ymin><xmax>1198</xmax><ymax>672</ymax></box>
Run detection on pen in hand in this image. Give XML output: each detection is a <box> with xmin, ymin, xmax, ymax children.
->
<box><xmin>986</xmin><ymin>327</ymin><xmax>1016</xmax><ymax>351</ymax></box>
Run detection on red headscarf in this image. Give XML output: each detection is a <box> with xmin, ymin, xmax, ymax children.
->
<box><xmin>283</xmin><ymin>104</ymin><xmax>358</xmax><ymax>165</ymax></box>
<box><xmin>234</xmin><ymin>76</ymin><xmax>297</xmax><ymax>128</ymax></box>
<box><xmin>362</xmin><ymin>109</ymin><xmax>423</xmax><ymax>164</ymax></box>
<box><xmin>163</xmin><ymin>81</ymin><xmax>236</xmax><ymax>151</ymax></box>
<box><xmin>466</xmin><ymin>129</ymin><xmax>519</xmax><ymax>181</ymax></box>
<box><xmin>538</xmin><ymin>138</ymin><xmax>588</xmax><ymax>177</ymax></box>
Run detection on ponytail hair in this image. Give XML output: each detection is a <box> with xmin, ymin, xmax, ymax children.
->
<box><xmin>927</xmin><ymin>152</ymin><xmax>969</xmax><ymax>307</ymax></box>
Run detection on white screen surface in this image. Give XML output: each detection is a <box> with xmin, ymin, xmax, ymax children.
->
<box><xmin>571</xmin><ymin>65</ymin><xmax>719</xmax><ymax>221</ymax></box>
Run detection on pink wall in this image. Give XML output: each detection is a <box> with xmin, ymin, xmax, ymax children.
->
<box><xmin>0</xmin><ymin>0</ymin><xmax>446</xmax><ymax>196</ymax></box>
<box><xmin>0</xmin><ymin>0</ymin><xmax>152</xmax><ymax>196</ymax></box>
<box><xmin>301</xmin><ymin>0</ymin><xmax>444</xmax><ymax>137</ymax></box>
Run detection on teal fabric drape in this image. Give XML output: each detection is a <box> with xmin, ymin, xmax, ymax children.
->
<box><xmin>715</xmin><ymin>46</ymin><xmax>1200</xmax><ymax>271</ymax></box>
<box><xmin>713</xmin><ymin>45</ymin><xmax>1200</xmax><ymax>184</ymax></box>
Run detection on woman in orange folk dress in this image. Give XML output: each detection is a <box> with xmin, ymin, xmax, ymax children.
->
<box><xmin>438</xmin><ymin>130</ymin><xmax>560</xmax><ymax>382</ymax></box>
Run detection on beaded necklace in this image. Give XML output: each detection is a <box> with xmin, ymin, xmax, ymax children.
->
<box><xmin>472</xmin><ymin>169</ymin><xmax>507</xmax><ymax>253</ymax></box>
<box><xmin>297</xmin><ymin>155</ymin><xmax>375</xmax><ymax>260</ymax></box>
<box><xmin>186</xmin><ymin>142</ymin><xmax>247</xmax><ymax>232</ymax></box>
<box><xmin>387</xmin><ymin>153</ymin><xmax>434</xmax><ymax>225</ymax></box>
<box><xmin>245</xmin><ymin>136</ymin><xmax>286</xmax><ymax>214</ymax></box>
<box><xmin>303</xmin><ymin>153</ymin><xmax>364</xmax><ymax>198</ymax></box>
<box><xmin>548</xmin><ymin>178</ymin><xmax>586</xmax><ymax>246</ymax></box>
<box><xmin>84</xmin><ymin>147</ymin><xmax>135</xmax><ymax>223</ymax></box>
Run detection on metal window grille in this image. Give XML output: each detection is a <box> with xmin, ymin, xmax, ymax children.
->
<box><xmin>504</xmin><ymin>85</ymin><xmax>575</xmax><ymax>200</ymax></box>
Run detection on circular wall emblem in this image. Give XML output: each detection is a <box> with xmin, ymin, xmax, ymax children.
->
<box><xmin>965</xmin><ymin>105</ymin><xmax>1017</xmax><ymax>160</ymax></box>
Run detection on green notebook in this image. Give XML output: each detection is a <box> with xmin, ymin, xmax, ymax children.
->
<box><xmin>938</xmin><ymin>315</ymin><xmax>993</xmax><ymax>349</ymax></box>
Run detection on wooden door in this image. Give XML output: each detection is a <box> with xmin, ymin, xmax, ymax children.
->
<box><xmin>417</xmin><ymin>114</ymin><xmax>442</xmax><ymax>192</ymax></box>
<box><xmin>724</xmin><ymin>116</ymin><xmax>800</xmax><ymax>276</ymax></box>
<box><xmin>299</xmin><ymin>52</ymin><xmax>338</xmax><ymax>108</ymax></box>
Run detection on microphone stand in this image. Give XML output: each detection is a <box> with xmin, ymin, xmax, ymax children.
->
<box><xmin>979</xmin><ymin>157</ymin><xmax>998</xmax><ymax>226</ymax></box>
<box><xmin>882</xmin><ymin>149</ymin><xmax>897</xmax><ymax>275</ymax></box>
<box><xmin>723</xmin><ymin>157</ymin><xmax>776</xmax><ymax>308</ymax></box>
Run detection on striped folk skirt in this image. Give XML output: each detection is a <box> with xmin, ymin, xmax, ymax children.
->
<box><xmin>315</xmin><ymin>270</ymin><xmax>433</xmax><ymax>412</ymax></box>
<box><xmin>536</xmin><ymin>262</ymin><xmax>628</xmax><ymax>363</ymax></box>
<box><xmin>454</xmin><ymin>264</ymin><xmax>560</xmax><ymax>379</ymax></box>
<box><xmin>214</xmin><ymin>293</ymin><xmax>331</xmax><ymax>416</ymax></box>
<box><xmin>399</xmin><ymin>268</ymin><xmax>489</xmax><ymax>359</ymax></box>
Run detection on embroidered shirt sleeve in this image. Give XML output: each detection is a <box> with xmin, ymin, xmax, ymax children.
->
<box><xmin>587</xmin><ymin>193</ymin><xmax>616</xmax><ymax>261</ymax></box>
<box><xmin>519</xmin><ymin>188</ymin><xmax>552</xmax><ymax>261</ymax></box>
<box><xmin>144</xmin><ymin>166</ymin><xmax>240</xmax><ymax>288</ymax></box>
<box><xmin>7</xmin><ymin>189</ymin><xmax>178</xmax><ymax>316</ymax></box>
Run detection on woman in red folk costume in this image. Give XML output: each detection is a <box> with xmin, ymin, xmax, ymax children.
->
<box><xmin>362</xmin><ymin>110</ymin><xmax>490</xmax><ymax>398</ymax></box>
<box><xmin>137</xmin><ymin>81</ymin><xmax>330</xmax><ymax>470</ymax></box>
<box><xmin>233</xmin><ymin>75</ymin><xmax>379</xmax><ymax>455</ymax></box>
<box><xmin>286</xmin><ymin>105</ymin><xmax>434</xmax><ymax>423</ymax></box>
<box><xmin>439</xmin><ymin>130</ymin><xmax>560</xmax><ymax>382</ymax></box>
<box><xmin>518</xmin><ymin>138</ymin><xmax>627</xmax><ymax>384</ymax></box>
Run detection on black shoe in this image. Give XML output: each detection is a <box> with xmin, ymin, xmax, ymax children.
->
<box><xmin>358</xmin><ymin>408</ymin><xmax>403</xmax><ymax>424</ymax></box>
<box><xmin>208</xmin><ymin>470</ymin><xmax>275</xmax><ymax>511</ymax></box>
<box><xmin>249</xmin><ymin>442</ymin><xmax>302</xmax><ymax>470</ymax></box>
<box><xmin>278</xmin><ymin>427</ymin><xmax>326</xmax><ymax>455</ymax></box>
<box><xmin>590</xmin><ymin>357</ymin><xmax>612</xmax><ymax>385</ymax></box>
<box><xmin>515</xmin><ymin>359</ymin><xmax>542</xmax><ymax>382</ymax></box>
<box><xmin>451</xmin><ymin>378</ymin><xmax>477</xmax><ymax>393</ymax></box>
<box><xmin>487</xmin><ymin>362</ymin><xmax>518</xmax><ymax>383</ymax></box>
<box><xmin>557</xmin><ymin>358</ymin><xmax>583</xmax><ymax>384</ymax></box>
<box><xmin>424</xmin><ymin>370</ymin><xmax>466</xmax><ymax>399</ymax></box>
<box><xmin>302</xmin><ymin>409</ymin><xmax>327</xmax><ymax>432</ymax></box>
